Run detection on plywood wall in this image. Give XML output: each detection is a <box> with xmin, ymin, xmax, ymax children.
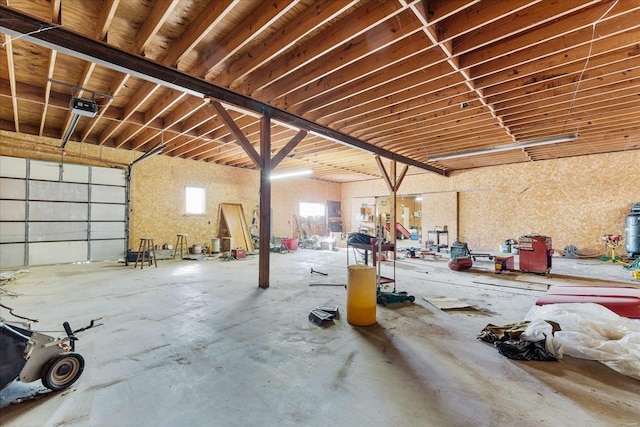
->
<box><xmin>342</xmin><ymin>150</ymin><xmax>640</xmax><ymax>256</ymax></box>
<box><xmin>270</xmin><ymin>178</ymin><xmax>341</xmax><ymax>238</ymax></box>
<box><xmin>128</xmin><ymin>155</ymin><xmax>260</xmax><ymax>249</ymax></box>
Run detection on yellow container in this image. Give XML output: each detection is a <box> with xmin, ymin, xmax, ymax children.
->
<box><xmin>632</xmin><ymin>270</ymin><xmax>640</xmax><ymax>281</ymax></box>
<box><xmin>347</xmin><ymin>265</ymin><xmax>377</xmax><ymax>326</ymax></box>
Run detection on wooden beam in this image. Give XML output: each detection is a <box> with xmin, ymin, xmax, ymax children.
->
<box><xmin>210</xmin><ymin>101</ymin><xmax>261</xmax><ymax>167</ymax></box>
<box><xmin>4</xmin><ymin>35</ymin><xmax>18</xmax><ymax>132</ymax></box>
<box><xmin>394</xmin><ymin>164</ymin><xmax>409</xmax><ymax>192</ymax></box>
<box><xmin>375</xmin><ymin>155</ymin><xmax>394</xmax><ymax>193</ymax></box>
<box><xmin>259</xmin><ymin>115</ymin><xmax>271</xmax><ymax>289</ymax></box>
<box><xmin>271</xmin><ymin>130</ymin><xmax>307</xmax><ymax>168</ymax></box>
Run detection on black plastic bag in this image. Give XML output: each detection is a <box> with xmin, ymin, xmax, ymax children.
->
<box><xmin>494</xmin><ymin>339</ymin><xmax>557</xmax><ymax>361</ymax></box>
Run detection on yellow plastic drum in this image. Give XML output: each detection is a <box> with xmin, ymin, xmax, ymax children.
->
<box><xmin>347</xmin><ymin>265</ymin><xmax>377</xmax><ymax>326</ymax></box>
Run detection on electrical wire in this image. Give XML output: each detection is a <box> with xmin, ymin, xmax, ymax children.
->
<box><xmin>0</xmin><ymin>22</ymin><xmax>61</xmax><ymax>47</ymax></box>
<box><xmin>564</xmin><ymin>0</ymin><xmax>619</xmax><ymax>132</ymax></box>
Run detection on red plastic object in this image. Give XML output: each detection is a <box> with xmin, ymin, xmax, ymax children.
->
<box><xmin>282</xmin><ymin>238</ymin><xmax>298</xmax><ymax>251</ymax></box>
<box><xmin>448</xmin><ymin>257</ymin><xmax>473</xmax><ymax>271</ymax></box>
<box><xmin>536</xmin><ymin>286</ymin><xmax>640</xmax><ymax>319</ymax></box>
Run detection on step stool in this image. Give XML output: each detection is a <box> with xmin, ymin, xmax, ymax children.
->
<box><xmin>135</xmin><ymin>238</ymin><xmax>157</xmax><ymax>269</ymax></box>
<box><xmin>174</xmin><ymin>234</ymin><xmax>188</xmax><ymax>259</ymax></box>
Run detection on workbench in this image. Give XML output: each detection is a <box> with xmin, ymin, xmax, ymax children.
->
<box><xmin>426</xmin><ymin>230</ymin><xmax>449</xmax><ymax>252</ymax></box>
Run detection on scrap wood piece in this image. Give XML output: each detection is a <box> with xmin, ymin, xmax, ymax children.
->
<box><xmin>423</xmin><ymin>295</ymin><xmax>476</xmax><ymax>311</ymax></box>
<box><xmin>219</xmin><ymin>203</ymin><xmax>255</xmax><ymax>252</ymax></box>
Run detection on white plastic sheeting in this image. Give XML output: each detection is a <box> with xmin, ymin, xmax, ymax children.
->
<box><xmin>523</xmin><ymin>303</ymin><xmax>640</xmax><ymax>380</ymax></box>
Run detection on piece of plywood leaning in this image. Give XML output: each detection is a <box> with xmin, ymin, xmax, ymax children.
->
<box><xmin>219</xmin><ymin>203</ymin><xmax>255</xmax><ymax>252</ymax></box>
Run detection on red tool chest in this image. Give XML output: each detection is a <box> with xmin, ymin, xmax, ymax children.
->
<box><xmin>518</xmin><ymin>234</ymin><xmax>552</xmax><ymax>274</ymax></box>
<box><xmin>232</xmin><ymin>248</ymin><xmax>246</xmax><ymax>259</ymax></box>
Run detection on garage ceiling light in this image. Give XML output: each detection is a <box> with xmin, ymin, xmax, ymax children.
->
<box><xmin>270</xmin><ymin>169</ymin><xmax>312</xmax><ymax>180</ymax></box>
<box><xmin>429</xmin><ymin>133</ymin><xmax>579</xmax><ymax>162</ymax></box>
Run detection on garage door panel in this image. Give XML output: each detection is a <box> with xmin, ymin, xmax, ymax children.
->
<box><xmin>30</xmin><ymin>160</ymin><xmax>60</xmax><ymax>181</ymax></box>
<box><xmin>91</xmin><ymin>222</ymin><xmax>125</xmax><ymax>239</ymax></box>
<box><xmin>92</xmin><ymin>185</ymin><xmax>125</xmax><ymax>203</ymax></box>
<box><xmin>29</xmin><ymin>181</ymin><xmax>88</xmax><ymax>202</ymax></box>
<box><xmin>30</xmin><ymin>201</ymin><xmax>88</xmax><ymax>221</ymax></box>
<box><xmin>62</xmin><ymin>163</ymin><xmax>89</xmax><ymax>183</ymax></box>
<box><xmin>91</xmin><ymin>168</ymin><xmax>125</xmax><ymax>186</ymax></box>
<box><xmin>0</xmin><ymin>222</ymin><xmax>25</xmax><ymax>243</ymax></box>
<box><xmin>91</xmin><ymin>203</ymin><xmax>125</xmax><ymax>221</ymax></box>
<box><xmin>0</xmin><ymin>156</ymin><xmax>26</xmax><ymax>178</ymax></box>
<box><xmin>0</xmin><ymin>178</ymin><xmax>26</xmax><ymax>199</ymax></box>
<box><xmin>29</xmin><ymin>241</ymin><xmax>87</xmax><ymax>265</ymax></box>
<box><xmin>0</xmin><ymin>243</ymin><xmax>25</xmax><ymax>268</ymax></box>
<box><xmin>90</xmin><ymin>239</ymin><xmax>125</xmax><ymax>261</ymax></box>
<box><xmin>0</xmin><ymin>200</ymin><xmax>26</xmax><ymax>220</ymax></box>
<box><xmin>1</xmin><ymin>159</ymin><xmax>126</xmax><ymax>266</ymax></box>
<box><xmin>29</xmin><ymin>222</ymin><xmax>88</xmax><ymax>242</ymax></box>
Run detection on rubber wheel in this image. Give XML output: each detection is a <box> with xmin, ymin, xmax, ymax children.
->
<box><xmin>377</xmin><ymin>295</ymin><xmax>387</xmax><ymax>306</ymax></box>
<box><xmin>408</xmin><ymin>295</ymin><xmax>415</xmax><ymax>302</ymax></box>
<box><xmin>41</xmin><ymin>352</ymin><xmax>85</xmax><ymax>391</ymax></box>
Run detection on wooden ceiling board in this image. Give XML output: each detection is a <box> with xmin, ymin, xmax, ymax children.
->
<box><xmin>0</xmin><ymin>1</ymin><xmax>638</xmax><ymax>183</ymax></box>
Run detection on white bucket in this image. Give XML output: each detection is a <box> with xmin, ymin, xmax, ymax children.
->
<box><xmin>192</xmin><ymin>244</ymin><xmax>202</xmax><ymax>254</ymax></box>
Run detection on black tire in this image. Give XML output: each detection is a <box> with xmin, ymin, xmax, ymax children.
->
<box><xmin>377</xmin><ymin>295</ymin><xmax>387</xmax><ymax>306</ymax></box>
<box><xmin>408</xmin><ymin>295</ymin><xmax>415</xmax><ymax>302</ymax></box>
<box><xmin>41</xmin><ymin>352</ymin><xmax>85</xmax><ymax>391</ymax></box>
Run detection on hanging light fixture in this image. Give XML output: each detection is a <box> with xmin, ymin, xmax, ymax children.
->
<box><xmin>428</xmin><ymin>133</ymin><xmax>579</xmax><ymax>162</ymax></box>
<box><xmin>270</xmin><ymin>169</ymin><xmax>312</xmax><ymax>180</ymax></box>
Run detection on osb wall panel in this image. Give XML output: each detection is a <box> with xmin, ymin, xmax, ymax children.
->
<box><xmin>129</xmin><ymin>155</ymin><xmax>260</xmax><ymax>249</ymax></box>
<box><xmin>455</xmin><ymin>151</ymin><xmax>639</xmax><ymax>255</ymax></box>
<box><xmin>270</xmin><ymin>178</ymin><xmax>341</xmax><ymax>238</ymax></box>
<box><xmin>343</xmin><ymin>150</ymin><xmax>639</xmax><ymax>255</ymax></box>
<box><xmin>422</xmin><ymin>192</ymin><xmax>457</xmax><ymax>246</ymax></box>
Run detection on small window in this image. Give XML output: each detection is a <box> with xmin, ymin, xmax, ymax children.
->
<box><xmin>299</xmin><ymin>202</ymin><xmax>325</xmax><ymax>218</ymax></box>
<box><xmin>185</xmin><ymin>186</ymin><xmax>205</xmax><ymax>215</ymax></box>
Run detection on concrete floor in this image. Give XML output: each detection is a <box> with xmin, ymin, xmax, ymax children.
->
<box><xmin>1</xmin><ymin>248</ymin><xmax>639</xmax><ymax>427</ymax></box>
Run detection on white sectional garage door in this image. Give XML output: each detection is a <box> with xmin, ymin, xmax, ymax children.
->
<box><xmin>0</xmin><ymin>156</ymin><xmax>126</xmax><ymax>268</ymax></box>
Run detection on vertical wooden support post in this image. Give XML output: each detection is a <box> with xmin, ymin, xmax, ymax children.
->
<box><xmin>390</xmin><ymin>161</ymin><xmax>397</xmax><ymax>260</ymax></box>
<box><xmin>259</xmin><ymin>115</ymin><xmax>271</xmax><ymax>289</ymax></box>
